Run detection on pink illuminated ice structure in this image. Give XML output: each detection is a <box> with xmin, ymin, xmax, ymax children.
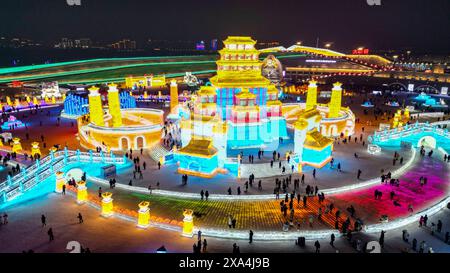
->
<box><xmin>1</xmin><ymin>115</ymin><xmax>25</xmax><ymax>130</ymax></box>
<box><xmin>329</xmin><ymin>156</ymin><xmax>450</xmax><ymax>223</ymax></box>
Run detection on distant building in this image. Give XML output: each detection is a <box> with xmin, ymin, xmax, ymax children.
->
<box><xmin>196</xmin><ymin>41</ymin><xmax>205</xmax><ymax>50</ymax></box>
<box><xmin>74</xmin><ymin>38</ymin><xmax>91</xmax><ymax>49</ymax></box>
<box><xmin>257</xmin><ymin>41</ymin><xmax>280</xmax><ymax>48</ymax></box>
<box><xmin>111</xmin><ymin>39</ymin><xmax>137</xmax><ymax>50</ymax></box>
<box><xmin>61</xmin><ymin>38</ymin><xmax>74</xmax><ymax>49</ymax></box>
<box><xmin>210</xmin><ymin>39</ymin><xmax>218</xmax><ymax>50</ymax></box>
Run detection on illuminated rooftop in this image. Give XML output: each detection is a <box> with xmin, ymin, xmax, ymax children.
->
<box><xmin>177</xmin><ymin>138</ymin><xmax>218</xmax><ymax>157</ymax></box>
<box><xmin>223</xmin><ymin>36</ymin><xmax>256</xmax><ymax>45</ymax></box>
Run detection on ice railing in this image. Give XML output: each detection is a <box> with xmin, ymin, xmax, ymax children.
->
<box><xmin>369</xmin><ymin>122</ymin><xmax>450</xmax><ymax>143</ymax></box>
<box><xmin>0</xmin><ymin>149</ymin><xmax>126</xmax><ymax>203</ymax></box>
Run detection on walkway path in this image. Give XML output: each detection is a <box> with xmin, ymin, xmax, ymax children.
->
<box><xmin>78</xmin><ymin>148</ymin><xmax>450</xmax><ymax>238</ymax></box>
<box><xmin>328</xmin><ymin>151</ymin><xmax>450</xmax><ymax>225</ymax></box>
<box><xmin>113</xmin><ymin>140</ymin><xmax>414</xmax><ymax>195</ymax></box>
<box><xmin>82</xmin><ymin>183</ymin><xmax>349</xmax><ymax>232</ymax></box>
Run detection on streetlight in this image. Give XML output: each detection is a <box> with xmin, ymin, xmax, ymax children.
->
<box><xmin>296</xmin><ymin>41</ymin><xmax>302</xmax><ymax>45</ymax></box>
<box><xmin>324</xmin><ymin>42</ymin><xmax>333</xmax><ymax>48</ymax></box>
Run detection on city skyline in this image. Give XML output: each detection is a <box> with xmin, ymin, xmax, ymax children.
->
<box><xmin>0</xmin><ymin>0</ymin><xmax>449</xmax><ymax>52</ymax></box>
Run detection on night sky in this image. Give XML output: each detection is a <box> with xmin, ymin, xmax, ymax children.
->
<box><xmin>1</xmin><ymin>0</ymin><xmax>449</xmax><ymax>51</ymax></box>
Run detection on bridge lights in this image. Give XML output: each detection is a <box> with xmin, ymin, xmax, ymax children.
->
<box><xmin>101</xmin><ymin>192</ymin><xmax>114</xmax><ymax>217</ymax></box>
<box><xmin>55</xmin><ymin>171</ymin><xmax>65</xmax><ymax>193</ymax></box>
<box><xmin>11</xmin><ymin>137</ymin><xmax>22</xmax><ymax>153</ymax></box>
<box><xmin>137</xmin><ymin>201</ymin><xmax>150</xmax><ymax>228</ymax></box>
<box><xmin>182</xmin><ymin>209</ymin><xmax>194</xmax><ymax>237</ymax></box>
<box><xmin>31</xmin><ymin>141</ymin><xmax>41</xmax><ymax>158</ymax></box>
<box><xmin>76</xmin><ymin>180</ymin><xmax>88</xmax><ymax>204</ymax></box>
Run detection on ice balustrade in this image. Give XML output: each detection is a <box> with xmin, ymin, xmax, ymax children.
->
<box><xmin>370</xmin><ymin>122</ymin><xmax>450</xmax><ymax>143</ymax></box>
<box><xmin>0</xmin><ymin>148</ymin><xmax>126</xmax><ymax>203</ymax></box>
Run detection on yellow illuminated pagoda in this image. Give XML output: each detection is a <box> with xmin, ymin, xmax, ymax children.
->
<box><xmin>171</xmin><ymin>36</ymin><xmax>288</xmax><ymax>178</ymax></box>
<box><xmin>210</xmin><ymin>36</ymin><xmax>271</xmax><ymax>89</ymax></box>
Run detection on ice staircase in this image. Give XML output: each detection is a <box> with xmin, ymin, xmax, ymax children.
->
<box><xmin>148</xmin><ymin>143</ymin><xmax>170</xmax><ymax>162</ymax></box>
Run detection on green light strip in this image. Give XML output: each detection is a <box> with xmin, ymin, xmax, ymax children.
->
<box><xmin>0</xmin><ymin>53</ymin><xmax>305</xmax><ymax>84</ymax></box>
<box><xmin>0</xmin><ymin>60</ymin><xmax>216</xmax><ymax>83</ymax></box>
<box><xmin>0</xmin><ymin>55</ymin><xmax>213</xmax><ymax>75</ymax></box>
<box><xmin>60</xmin><ymin>70</ymin><xmax>217</xmax><ymax>85</ymax></box>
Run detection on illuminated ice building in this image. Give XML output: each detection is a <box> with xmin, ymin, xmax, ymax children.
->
<box><xmin>182</xmin><ymin>36</ymin><xmax>287</xmax><ymax>147</ymax></box>
<box><xmin>166</xmin><ymin>37</ymin><xmax>314</xmax><ymax>178</ymax></box>
<box><xmin>78</xmin><ymin>84</ymin><xmax>163</xmax><ymax>151</ymax></box>
<box><xmin>62</xmin><ymin>92</ymin><xmax>136</xmax><ymax>119</ymax></box>
<box><xmin>168</xmin><ymin>37</ymin><xmax>345</xmax><ymax>177</ymax></box>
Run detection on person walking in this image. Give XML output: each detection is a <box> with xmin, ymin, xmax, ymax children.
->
<box><xmin>41</xmin><ymin>214</ymin><xmax>46</xmax><ymax>227</ymax></box>
<box><xmin>77</xmin><ymin>213</ymin><xmax>83</xmax><ymax>224</ymax></box>
<box><xmin>412</xmin><ymin>238</ymin><xmax>417</xmax><ymax>251</ymax></box>
<box><xmin>249</xmin><ymin>230</ymin><xmax>254</xmax><ymax>244</ymax></box>
<box><xmin>330</xmin><ymin>233</ymin><xmax>335</xmax><ymax>247</ymax></box>
<box><xmin>379</xmin><ymin>230</ymin><xmax>385</xmax><ymax>248</ymax></box>
<box><xmin>202</xmin><ymin>239</ymin><xmax>207</xmax><ymax>252</ymax></box>
<box><xmin>419</xmin><ymin>241</ymin><xmax>426</xmax><ymax>253</ymax></box>
<box><xmin>2</xmin><ymin>213</ymin><xmax>8</xmax><ymax>224</ymax></box>
<box><xmin>62</xmin><ymin>184</ymin><xmax>66</xmax><ymax>195</ymax></box>
<box><xmin>48</xmin><ymin>228</ymin><xmax>54</xmax><ymax>242</ymax></box>
<box><xmin>314</xmin><ymin>240</ymin><xmax>320</xmax><ymax>253</ymax></box>
<box><xmin>437</xmin><ymin>220</ymin><xmax>443</xmax><ymax>233</ymax></box>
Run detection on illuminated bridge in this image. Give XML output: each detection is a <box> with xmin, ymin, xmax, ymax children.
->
<box><xmin>0</xmin><ymin>149</ymin><xmax>127</xmax><ymax>208</ymax></box>
<box><xmin>261</xmin><ymin>44</ymin><xmax>392</xmax><ymax>68</ymax></box>
<box><xmin>369</xmin><ymin>121</ymin><xmax>450</xmax><ymax>154</ymax></box>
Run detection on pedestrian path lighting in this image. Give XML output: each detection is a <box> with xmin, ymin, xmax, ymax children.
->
<box><xmin>55</xmin><ymin>171</ymin><xmax>65</xmax><ymax>193</ymax></box>
<box><xmin>31</xmin><ymin>142</ymin><xmax>41</xmax><ymax>157</ymax></box>
<box><xmin>76</xmin><ymin>180</ymin><xmax>88</xmax><ymax>204</ymax></box>
<box><xmin>101</xmin><ymin>192</ymin><xmax>114</xmax><ymax>217</ymax></box>
<box><xmin>137</xmin><ymin>201</ymin><xmax>150</xmax><ymax>228</ymax></box>
<box><xmin>11</xmin><ymin>137</ymin><xmax>22</xmax><ymax>153</ymax></box>
<box><xmin>182</xmin><ymin>209</ymin><xmax>194</xmax><ymax>237</ymax></box>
